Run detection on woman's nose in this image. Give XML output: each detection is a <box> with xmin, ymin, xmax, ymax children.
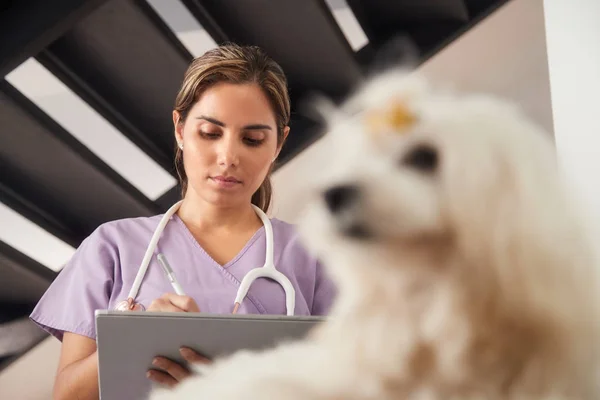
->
<box><xmin>217</xmin><ymin>137</ymin><xmax>240</xmax><ymax>167</ymax></box>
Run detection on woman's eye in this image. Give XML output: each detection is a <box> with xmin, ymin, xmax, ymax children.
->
<box><xmin>243</xmin><ymin>137</ymin><xmax>264</xmax><ymax>147</ymax></box>
<box><xmin>200</xmin><ymin>131</ymin><xmax>220</xmax><ymax>139</ymax></box>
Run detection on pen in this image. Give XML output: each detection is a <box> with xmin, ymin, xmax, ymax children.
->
<box><xmin>157</xmin><ymin>253</ymin><xmax>186</xmax><ymax>296</ymax></box>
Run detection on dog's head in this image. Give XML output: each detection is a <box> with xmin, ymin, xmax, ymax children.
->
<box><xmin>299</xmin><ymin>70</ymin><xmax>598</xmax><ymax>316</ymax></box>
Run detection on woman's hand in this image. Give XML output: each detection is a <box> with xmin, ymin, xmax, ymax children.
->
<box><xmin>146</xmin><ymin>293</ymin><xmax>208</xmax><ymax>387</ymax></box>
<box><xmin>147</xmin><ymin>347</ymin><xmax>211</xmax><ymax>388</ymax></box>
<box><xmin>147</xmin><ymin>293</ymin><xmax>200</xmax><ymax>313</ymax></box>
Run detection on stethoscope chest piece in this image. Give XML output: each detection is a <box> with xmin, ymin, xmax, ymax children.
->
<box><xmin>115</xmin><ymin>297</ymin><xmax>146</xmax><ymax>312</ymax></box>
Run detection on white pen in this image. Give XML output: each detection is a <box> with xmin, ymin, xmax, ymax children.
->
<box><xmin>157</xmin><ymin>253</ymin><xmax>186</xmax><ymax>296</ymax></box>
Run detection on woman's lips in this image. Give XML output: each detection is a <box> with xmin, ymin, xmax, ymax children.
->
<box><xmin>210</xmin><ymin>176</ymin><xmax>242</xmax><ymax>188</ymax></box>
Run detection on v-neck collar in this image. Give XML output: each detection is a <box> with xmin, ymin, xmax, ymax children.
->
<box><xmin>172</xmin><ymin>214</ymin><xmax>267</xmax><ymax>269</ymax></box>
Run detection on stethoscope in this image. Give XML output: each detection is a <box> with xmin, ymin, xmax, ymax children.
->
<box><xmin>114</xmin><ymin>200</ymin><xmax>296</xmax><ymax>316</ymax></box>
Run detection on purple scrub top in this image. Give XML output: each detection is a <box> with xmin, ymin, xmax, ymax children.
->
<box><xmin>30</xmin><ymin>213</ymin><xmax>337</xmax><ymax>341</ymax></box>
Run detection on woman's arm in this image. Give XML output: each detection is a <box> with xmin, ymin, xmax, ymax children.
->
<box><xmin>53</xmin><ymin>333</ymin><xmax>99</xmax><ymax>400</ymax></box>
<box><xmin>51</xmin><ymin>294</ymin><xmax>212</xmax><ymax>399</ymax></box>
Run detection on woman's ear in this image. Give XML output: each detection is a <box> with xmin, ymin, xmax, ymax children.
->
<box><xmin>173</xmin><ymin>110</ymin><xmax>184</xmax><ymax>144</ymax></box>
<box><xmin>275</xmin><ymin>126</ymin><xmax>291</xmax><ymax>160</ymax></box>
<box><xmin>282</xmin><ymin>125</ymin><xmax>290</xmax><ymax>142</ymax></box>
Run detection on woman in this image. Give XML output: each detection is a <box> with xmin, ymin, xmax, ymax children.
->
<box><xmin>30</xmin><ymin>43</ymin><xmax>336</xmax><ymax>399</ymax></box>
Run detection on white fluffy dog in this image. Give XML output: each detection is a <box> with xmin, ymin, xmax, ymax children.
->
<box><xmin>150</xmin><ymin>70</ymin><xmax>600</xmax><ymax>400</ymax></box>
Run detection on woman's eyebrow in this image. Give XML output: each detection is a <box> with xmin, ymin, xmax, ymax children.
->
<box><xmin>196</xmin><ymin>116</ymin><xmax>225</xmax><ymax>127</ymax></box>
<box><xmin>243</xmin><ymin>124</ymin><xmax>272</xmax><ymax>131</ymax></box>
<box><xmin>196</xmin><ymin>115</ymin><xmax>272</xmax><ymax>130</ymax></box>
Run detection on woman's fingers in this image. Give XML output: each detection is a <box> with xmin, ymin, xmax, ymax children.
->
<box><xmin>151</xmin><ymin>356</ymin><xmax>191</xmax><ymax>382</ymax></box>
<box><xmin>147</xmin><ymin>294</ymin><xmax>200</xmax><ymax>313</ymax></box>
<box><xmin>164</xmin><ymin>294</ymin><xmax>200</xmax><ymax>312</ymax></box>
<box><xmin>147</xmin><ymin>349</ymin><xmax>209</xmax><ymax>388</ymax></box>
<box><xmin>147</xmin><ymin>298</ymin><xmax>183</xmax><ymax>313</ymax></box>
<box><xmin>180</xmin><ymin>347</ymin><xmax>211</xmax><ymax>364</ymax></box>
<box><xmin>146</xmin><ymin>369</ymin><xmax>178</xmax><ymax>388</ymax></box>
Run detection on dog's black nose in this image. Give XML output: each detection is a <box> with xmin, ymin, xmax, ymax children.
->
<box><xmin>323</xmin><ymin>184</ymin><xmax>359</xmax><ymax>213</ymax></box>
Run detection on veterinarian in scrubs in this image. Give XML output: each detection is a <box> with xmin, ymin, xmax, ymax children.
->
<box><xmin>29</xmin><ymin>44</ymin><xmax>336</xmax><ymax>399</ymax></box>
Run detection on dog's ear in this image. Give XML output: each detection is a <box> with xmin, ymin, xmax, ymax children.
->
<box><xmin>298</xmin><ymin>91</ymin><xmax>348</xmax><ymax>130</ymax></box>
<box><xmin>444</xmin><ymin>106</ymin><xmax>599</xmax><ymax>323</ymax></box>
<box><xmin>366</xmin><ymin>35</ymin><xmax>421</xmax><ymax>78</ymax></box>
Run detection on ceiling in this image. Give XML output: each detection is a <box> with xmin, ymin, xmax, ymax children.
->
<box><xmin>0</xmin><ymin>0</ymin><xmax>507</xmax><ymax>369</ymax></box>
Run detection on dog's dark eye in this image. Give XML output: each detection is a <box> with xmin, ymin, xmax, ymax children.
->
<box><xmin>401</xmin><ymin>144</ymin><xmax>438</xmax><ymax>172</ymax></box>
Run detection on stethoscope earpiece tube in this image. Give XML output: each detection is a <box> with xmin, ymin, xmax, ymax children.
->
<box><xmin>126</xmin><ymin>201</ymin><xmax>183</xmax><ymax>301</ymax></box>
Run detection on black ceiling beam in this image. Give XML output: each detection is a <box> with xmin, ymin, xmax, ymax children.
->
<box><xmin>35</xmin><ymin>0</ymin><xmax>193</xmax><ymax>176</ymax></box>
<box><xmin>178</xmin><ymin>0</ymin><xmax>228</xmax><ymax>45</ymax></box>
<box><xmin>0</xmin><ymin>80</ymin><xmax>160</xmax><ymax>247</ymax></box>
<box><xmin>0</xmin><ymin>240</ymin><xmax>56</xmax><ymax>305</ymax></box>
<box><xmin>0</xmin><ymin>177</ymin><xmax>78</xmax><ymax>248</ymax></box>
<box><xmin>0</xmin><ymin>241</ymin><xmax>56</xmax><ymax>374</ymax></box>
<box><xmin>181</xmin><ymin>0</ymin><xmax>363</xmax><ymax>101</ymax></box>
<box><xmin>346</xmin><ymin>0</ymin><xmax>469</xmax><ymax>60</ymax></box>
<box><xmin>407</xmin><ymin>20</ymin><xmax>468</xmax><ymax>60</ymax></box>
<box><xmin>0</xmin><ymin>0</ymin><xmax>108</xmax><ymax>77</ymax></box>
<box><xmin>156</xmin><ymin>186</ymin><xmax>181</xmax><ymax>213</ymax></box>
<box><xmin>277</xmin><ymin>108</ymin><xmax>326</xmax><ymax>168</ymax></box>
<box><xmin>464</xmin><ymin>0</ymin><xmax>511</xmax><ymax>18</ymax></box>
<box><xmin>35</xmin><ymin>50</ymin><xmax>175</xmax><ymax>175</ymax></box>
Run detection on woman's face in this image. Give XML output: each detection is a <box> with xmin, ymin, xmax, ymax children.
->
<box><xmin>174</xmin><ymin>82</ymin><xmax>288</xmax><ymax>208</ymax></box>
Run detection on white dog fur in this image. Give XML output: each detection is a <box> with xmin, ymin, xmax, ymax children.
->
<box><xmin>150</xmin><ymin>70</ymin><xmax>600</xmax><ymax>400</ymax></box>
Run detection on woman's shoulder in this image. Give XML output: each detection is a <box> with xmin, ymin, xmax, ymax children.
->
<box><xmin>95</xmin><ymin>214</ymin><xmax>164</xmax><ymax>234</ymax></box>
<box><xmin>85</xmin><ymin>214</ymin><xmax>167</xmax><ymax>246</ymax></box>
<box><xmin>269</xmin><ymin>218</ymin><xmax>306</xmax><ymax>247</ymax></box>
<box><xmin>269</xmin><ymin>218</ymin><xmax>337</xmax><ymax>315</ymax></box>
<box><xmin>269</xmin><ymin>217</ymin><xmax>298</xmax><ymax>234</ymax></box>
<box><xmin>28</xmin><ymin>215</ymin><xmax>171</xmax><ymax>341</ymax></box>
<box><xmin>269</xmin><ymin>217</ymin><xmax>318</xmax><ymax>262</ymax></box>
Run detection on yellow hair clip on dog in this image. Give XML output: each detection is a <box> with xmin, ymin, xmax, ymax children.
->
<box><xmin>364</xmin><ymin>100</ymin><xmax>418</xmax><ymax>136</ymax></box>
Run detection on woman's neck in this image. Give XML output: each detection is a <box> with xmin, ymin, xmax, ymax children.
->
<box><xmin>176</xmin><ymin>194</ymin><xmax>262</xmax><ymax>235</ymax></box>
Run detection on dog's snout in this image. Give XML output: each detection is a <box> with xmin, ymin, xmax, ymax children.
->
<box><xmin>323</xmin><ymin>184</ymin><xmax>360</xmax><ymax>214</ymax></box>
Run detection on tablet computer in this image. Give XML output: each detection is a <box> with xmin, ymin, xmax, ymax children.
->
<box><xmin>95</xmin><ymin>310</ymin><xmax>324</xmax><ymax>400</ymax></box>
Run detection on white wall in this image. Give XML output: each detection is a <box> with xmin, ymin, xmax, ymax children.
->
<box><xmin>418</xmin><ymin>0</ymin><xmax>553</xmax><ymax>135</ymax></box>
<box><xmin>271</xmin><ymin>133</ymin><xmax>338</xmax><ymax>222</ymax></box>
<box><xmin>543</xmin><ymin>0</ymin><xmax>600</xmax><ymax>224</ymax></box>
<box><xmin>0</xmin><ymin>338</ymin><xmax>60</xmax><ymax>400</ymax></box>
